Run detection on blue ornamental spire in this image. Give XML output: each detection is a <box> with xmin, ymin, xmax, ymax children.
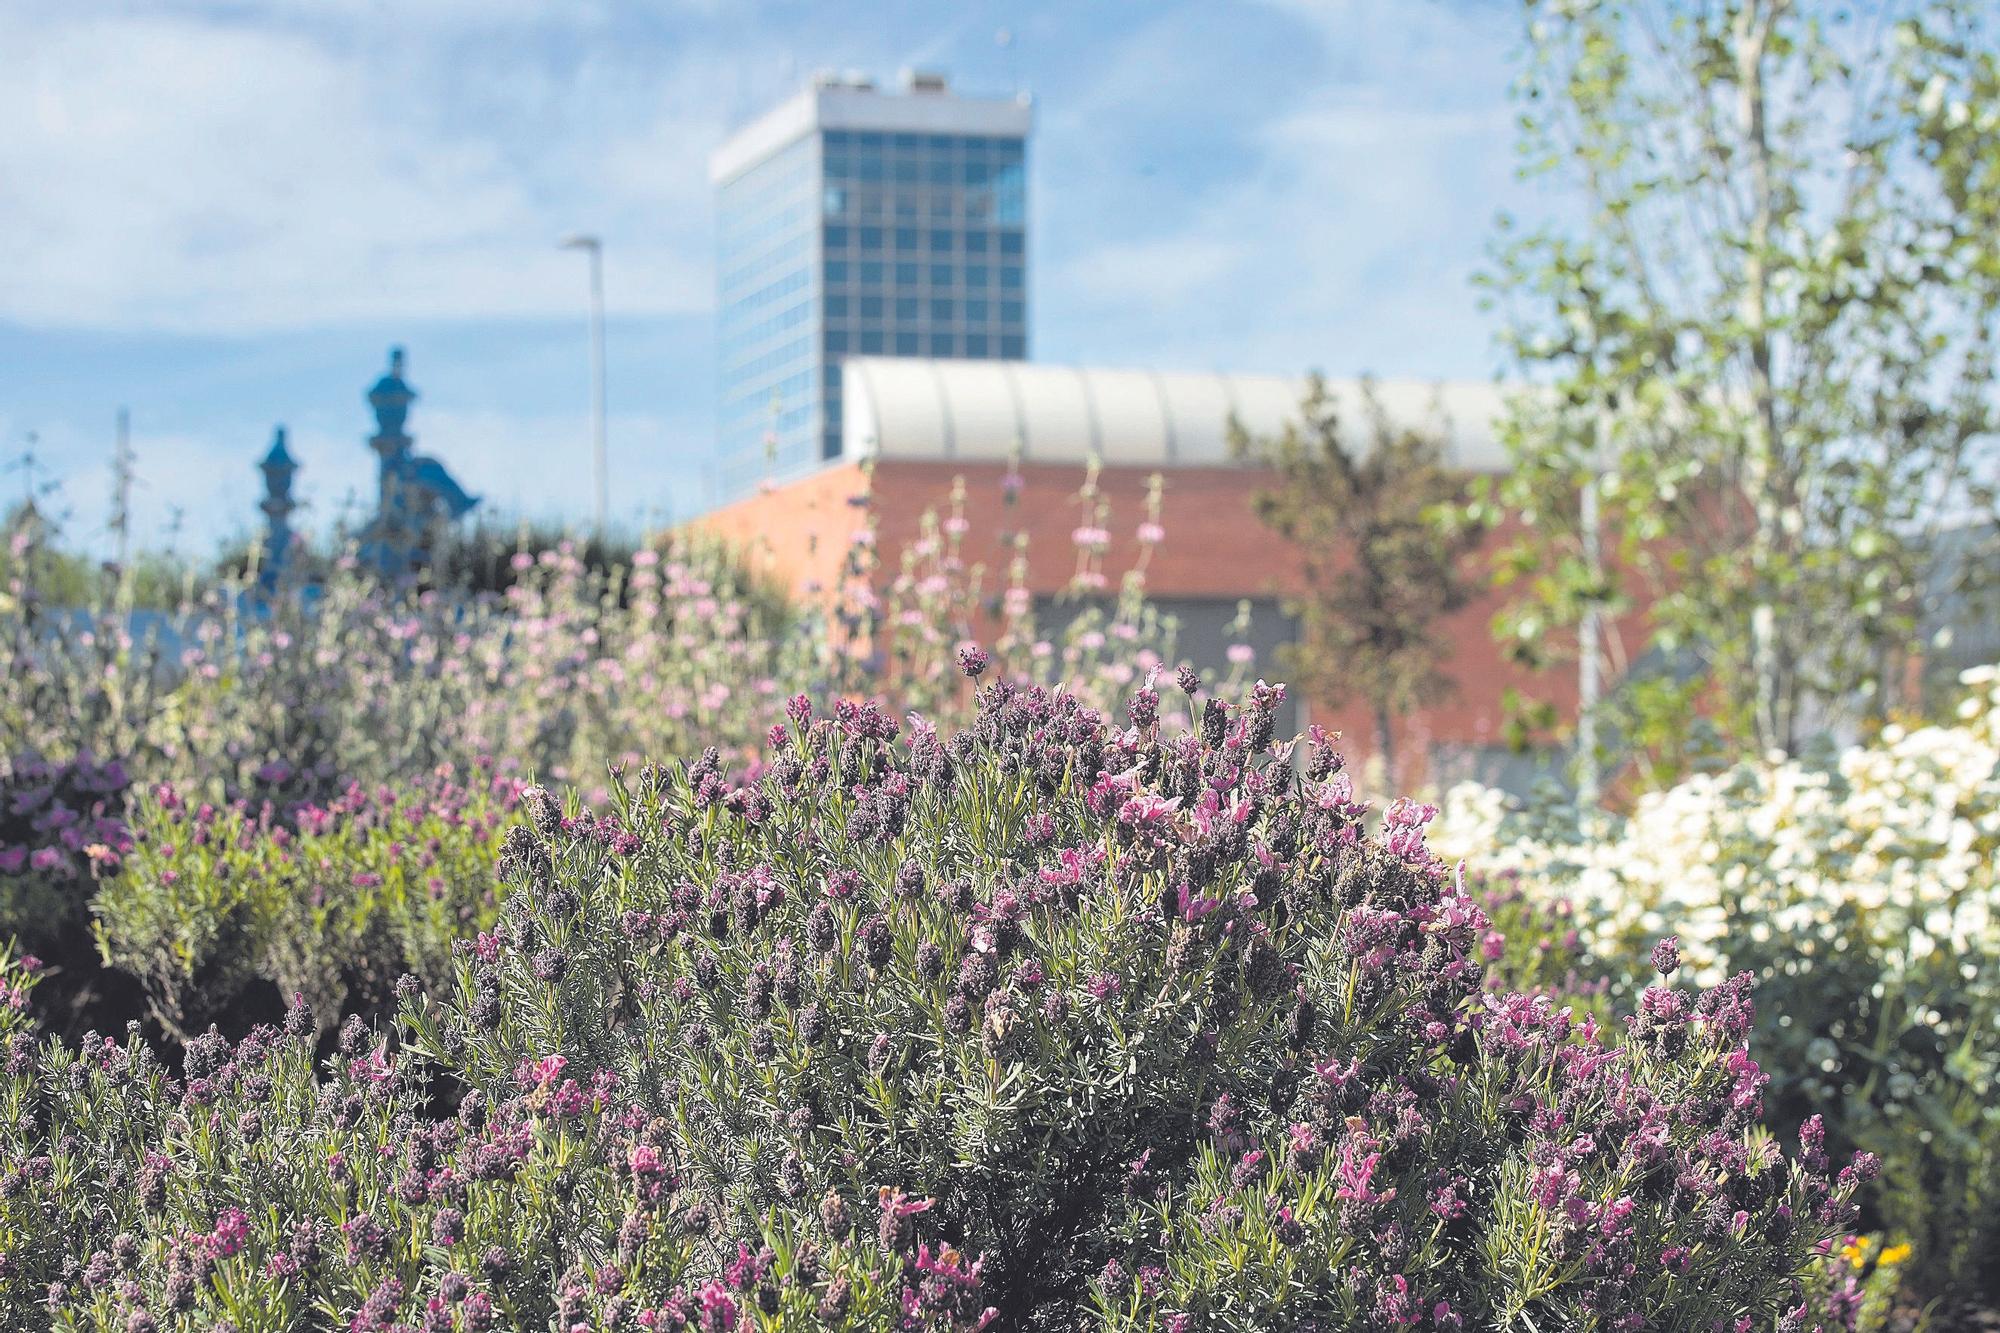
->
<box><xmin>258</xmin><ymin>425</ymin><xmax>299</xmax><ymax>590</ymax></box>
<box><xmin>354</xmin><ymin>346</ymin><xmax>479</xmax><ymax>578</ymax></box>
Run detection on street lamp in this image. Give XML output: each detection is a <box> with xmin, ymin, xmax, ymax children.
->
<box><xmin>559</xmin><ymin>233</ymin><xmax>608</xmax><ymax>539</ymax></box>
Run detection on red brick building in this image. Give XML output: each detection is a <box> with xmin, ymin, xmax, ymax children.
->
<box><xmin>699</xmin><ymin>358</ymin><xmax>1594</xmax><ymax>790</ymax></box>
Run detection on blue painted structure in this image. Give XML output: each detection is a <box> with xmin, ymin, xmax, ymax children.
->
<box><xmin>352</xmin><ymin>347</ymin><xmax>479</xmax><ymax>578</ymax></box>
<box><xmin>257</xmin><ymin>426</ymin><xmax>298</xmax><ymax>590</ymax></box>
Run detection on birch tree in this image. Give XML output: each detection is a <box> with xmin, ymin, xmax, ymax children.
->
<box><xmin>1481</xmin><ymin>0</ymin><xmax>2000</xmax><ymax>767</ymax></box>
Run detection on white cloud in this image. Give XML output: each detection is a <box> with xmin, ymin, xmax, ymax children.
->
<box><xmin>0</xmin><ymin>5</ymin><xmax>740</xmax><ymax>333</ymax></box>
<box><xmin>1037</xmin><ymin>0</ymin><xmax>1521</xmax><ymax>378</ymax></box>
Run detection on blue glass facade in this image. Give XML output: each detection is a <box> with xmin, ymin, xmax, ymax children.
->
<box><xmin>715</xmin><ymin>116</ymin><xmax>1028</xmax><ymax>503</ymax></box>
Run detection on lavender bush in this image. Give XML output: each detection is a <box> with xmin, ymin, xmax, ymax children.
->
<box><xmin>384</xmin><ymin>676</ymin><xmax>1857</xmax><ymax>1328</ymax></box>
<box><xmin>0</xmin><ymin>939</ymin><xmax>976</xmax><ymax>1332</ymax></box>
<box><xmin>0</xmin><ymin>678</ymin><xmax>1879</xmax><ymax>1327</ymax></box>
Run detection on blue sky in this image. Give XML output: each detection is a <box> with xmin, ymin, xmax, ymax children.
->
<box><xmin>0</xmin><ymin>0</ymin><xmax>1528</xmax><ymax>556</ymax></box>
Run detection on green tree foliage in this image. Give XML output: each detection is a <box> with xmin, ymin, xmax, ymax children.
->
<box><xmin>1232</xmin><ymin>377</ymin><xmax>1487</xmax><ymax>780</ymax></box>
<box><xmin>1480</xmin><ymin>0</ymin><xmax>2000</xmax><ymax>768</ymax></box>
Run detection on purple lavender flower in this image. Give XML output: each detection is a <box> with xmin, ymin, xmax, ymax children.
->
<box><xmin>1651</xmin><ymin>935</ymin><xmax>1681</xmax><ymax>978</ymax></box>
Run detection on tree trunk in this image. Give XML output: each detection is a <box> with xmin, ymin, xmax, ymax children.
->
<box><xmin>1374</xmin><ymin>703</ymin><xmax>1396</xmax><ymax>792</ymax></box>
<box><xmin>1736</xmin><ymin>0</ymin><xmax>1792</xmax><ymax>755</ymax></box>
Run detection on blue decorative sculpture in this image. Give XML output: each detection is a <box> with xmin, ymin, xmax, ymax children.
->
<box><xmin>257</xmin><ymin>426</ymin><xmax>298</xmax><ymax>590</ymax></box>
<box><xmin>354</xmin><ymin>347</ymin><xmax>478</xmax><ymax>578</ymax></box>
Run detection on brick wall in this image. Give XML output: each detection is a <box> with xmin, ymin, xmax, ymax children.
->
<box><xmin>696</xmin><ymin>458</ymin><xmax>1627</xmax><ymax>783</ymax></box>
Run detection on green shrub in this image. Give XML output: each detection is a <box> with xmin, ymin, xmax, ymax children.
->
<box><xmin>92</xmin><ymin>768</ymin><xmax>522</xmax><ymax>1040</ymax></box>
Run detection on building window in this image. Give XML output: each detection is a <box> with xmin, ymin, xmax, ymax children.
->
<box><xmin>858</xmin><ymin>227</ymin><xmax>883</xmax><ymax>251</ymax></box>
<box><xmin>823</xmin><ymin>156</ymin><xmax>849</xmax><ymax>179</ymax></box>
<box><xmin>998</xmin><ymin>230</ymin><xmax>1024</xmax><ymax>256</ymax></box>
<box><xmin>895</xmin><ymin>227</ymin><xmax>918</xmax><ymax>250</ymax></box>
<box><xmin>929</xmin><ymin>333</ymin><xmax>956</xmax><ymax>355</ymax></box>
<box><xmin>823</xmin><ymin>260</ymin><xmax>848</xmax><ymax>284</ymax></box>
<box><xmin>895</xmin><ymin>261</ymin><xmax>920</xmax><ymax>286</ymax></box>
<box><xmin>895</xmin><ymin>332</ymin><xmax>919</xmax><ymax>355</ymax></box>
<box><xmin>964</xmin><ymin>265</ymin><xmax>989</xmax><ymax>288</ymax></box>
<box><xmin>929</xmin><ymin>230</ymin><xmax>954</xmax><ymax>253</ymax></box>
<box><xmin>858</xmin><ymin>261</ymin><xmax>884</xmax><ymax>285</ymax></box>
<box><xmin>965</xmin><ymin>334</ymin><xmax>989</xmax><ymax>357</ymax></box>
<box><xmin>965</xmin><ymin>298</ymin><xmax>989</xmax><ymax>322</ymax></box>
<box><xmin>999</xmin><ymin>300</ymin><xmax>1023</xmax><ymax>324</ymax></box>
<box><xmin>859</xmin><ymin>295</ymin><xmax>883</xmax><ymax>318</ymax></box>
<box><xmin>824</xmin><ymin>226</ymin><xmax>848</xmax><ymax>248</ymax></box>
<box><xmin>930</xmin><ymin>263</ymin><xmax>954</xmax><ymax>287</ymax></box>
<box><xmin>996</xmin><ymin>164</ymin><xmax>1025</xmax><ymax>224</ymax></box>
<box><xmin>824</xmin><ymin>187</ymin><xmax>847</xmax><ymax>218</ymax></box>
<box><xmin>927</xmin><ymin>159</ymin><xmax>954</xmax><ymax>185</ymax></box>
<box><xmin>860</xmin><ymin>331</ymin><xmax>884</xmax><ymax>354</ymax></box>
<box><xmin>1000</xmin><ymin>335</ymin><xmax>1026</xmax><ymax>359</ymax></box>
<box><xmin>1000</xmin><ymin>266</ymin><xmax>1023</xmax><ymax>289</ymax></box>
<box><xmin>963</xmin><ymin>231</ymin><xmax>989</xmax><ymax>255</ymax></box>
<box><xmin>824</xmin><ymin>295</ymin><xmax>848</xmax><ymax>318</ymax></box>
<box><xmin>825</xmin><ymin>331</ymin><xmax>849</xmax><ymax>353</ymax></box>
<box><xmin>895</xmin><ymin>297</ymin><xmax>920</xmax><ymax>320</ymax></box>
<box><xmin>893</xmin><ymin>159</ymin><xmax>919</xmax><ymax>183</ymax></box>
<box><xmin>930</xmin><ymin>298</ymin><xmax>953</xmax><ymax>321</ymax></box>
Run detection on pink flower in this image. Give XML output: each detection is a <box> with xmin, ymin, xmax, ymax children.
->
<box><xmin>695</xmin><ymin>1279</ymin><xmax>738</xmax><ymax>1331</ymax></box>
<box><xmin>209</xmin><ymin>1207</ymin><xmax>251</xmax><ymax>1258</ymax></box>
<box><xmin>515</xmin><ymin>1054</ymin><xmax>569</xmax><ymax>1088</ymax></box>
<box><xmin>349</xmin><ymin>1045</ymin><xmax>394</xmax><ymax>1084</ymax></box>
<box><xmin>1116</xmin><ymin>792</ymin><xmax>1180</xmax><ymax>827</ymax></box>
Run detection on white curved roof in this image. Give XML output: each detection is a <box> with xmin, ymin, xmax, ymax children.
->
<box><xmin>841</xmin><ymin>358</ymin><xmax>1511</xmax><ymax>472</ymax></box>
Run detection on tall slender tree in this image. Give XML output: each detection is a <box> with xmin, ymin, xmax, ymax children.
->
<box><xmin>1233</xmin><ymin>377</ymin><xmax>1487</xmax><ymax>782</ymax></box>
<box><xmin>1481</xmin><ymin>0</ymin><xmax>2000</xmax><ymax>767</ymax></box>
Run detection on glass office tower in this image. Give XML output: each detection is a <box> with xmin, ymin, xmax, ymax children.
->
<box><xmin>710</xmin><ymin>71</ymin><xmax>1032</xmax><ymax>504</ymax></box>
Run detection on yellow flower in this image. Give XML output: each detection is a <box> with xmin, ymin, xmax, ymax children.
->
<box><xmin>1878</xmin><ymin>1242</ymin><xmax>1912</xmax><ymax>1267</ymax></box>
<box><xmin>1840</xmin><ymin>1236</ymin><xmax>1871</xmax><ymax>1266</ymax></box>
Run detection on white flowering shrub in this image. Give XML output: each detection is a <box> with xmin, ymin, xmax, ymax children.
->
<box><xmin>1433</xmin><ymin>666</ymin><xmax>2000</xmax><ymax>1301</ymax></box>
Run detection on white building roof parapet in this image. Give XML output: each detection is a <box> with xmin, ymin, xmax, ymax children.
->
<box><xmin>710</xmin><ymin>73</ymin><xmax>1034</xmax><ymax>185</ymax></box>
<box><xmin>840</xmin><ymin>358</ymin><xmax>1513</xmax><ymax>473</ymax></box>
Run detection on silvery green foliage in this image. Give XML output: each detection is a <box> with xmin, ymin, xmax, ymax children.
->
<box><xmin>396</xmin><ymin>679</ymin><xmax>1859</xmax><ymax>1330</ymax></box>
<box><xmin>0</xmin><ymin>939</ymin><xmax>989</xmax><ymax>1332</ymax></box>
<box><xmin>0</xmin><ymin>683</ymin><xmax>1869</xmax><ymax>1329</ymax></box>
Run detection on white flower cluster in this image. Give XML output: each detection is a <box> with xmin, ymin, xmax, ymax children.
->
<box><xmin>1432</xmin><ymin>666</ymin><xmax>2000</xmax><ymax>982</ymax></box>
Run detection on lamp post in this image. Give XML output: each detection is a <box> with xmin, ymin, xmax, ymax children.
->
<box><xmin>560</xmin><ymin>233</ymin><xmax>608</xmax><ymax>539</ymax></box>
